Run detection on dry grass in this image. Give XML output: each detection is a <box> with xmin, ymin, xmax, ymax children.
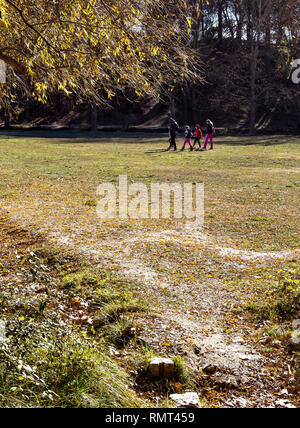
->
<box><xmin>0</xmin><ymin>133</ymin><xmax>299</xmax><ymax>407</ymax></box>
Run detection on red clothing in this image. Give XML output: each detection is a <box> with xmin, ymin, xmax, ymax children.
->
<box><xmin>195</xmin><ymin>127</ymin><xmax>202</xmax><ymax>138</ymax></box>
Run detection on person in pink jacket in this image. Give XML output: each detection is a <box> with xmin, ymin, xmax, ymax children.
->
<box><xmin>203</xmin><ymin>119</ymin><xmax>215</xmax><ymax>150</ymax></box>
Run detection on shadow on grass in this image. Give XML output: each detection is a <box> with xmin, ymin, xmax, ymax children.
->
<box><xmin>215</xmin><ymin>135</ymin><xmax>300</xmax><ymax>146</ymax></box>
<box><xmin>145</xmin><ymin>149</ymin><xmax>170</xmax><ymax>153</ymax></box>
<box><xmin>0</xmin><ymin>130</ymin><xmax>299</xmax><ymax>147</ymax></box>
<box><xmin>0</xmin><ymin>129</ymin><xmax>167</xmax><ymax>143</ymax></box>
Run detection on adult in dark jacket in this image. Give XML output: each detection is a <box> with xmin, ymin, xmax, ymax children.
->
<box><xmin>167</xmin><ymin>114</ymin><xmax>179</xmax><ymax>151</ymax></box>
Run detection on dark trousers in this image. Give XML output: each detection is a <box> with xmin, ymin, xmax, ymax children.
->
<box><xmin>193</xmin><ymin>137</ymin><xmax>201</xmax><ymax>148</ymax></box>
<box><xmin>168</xmin><ymin>132</ymin><xmax>177</xmax><ymax>150</ymax></box>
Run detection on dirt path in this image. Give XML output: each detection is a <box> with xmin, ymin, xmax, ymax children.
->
<box><xmin>1</xmin><ymin>205</ymin><xmax>299</xmax><ymax>407</ymax></box>
<box><xmin>47</xmin><ymin>224</ymin><xmax>299</xmax><ymax>408</ymax></box>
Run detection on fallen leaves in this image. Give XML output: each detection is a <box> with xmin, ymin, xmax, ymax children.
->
<box><xmin>0</xmin><ymin>136</ymin><xmax>299</xmax><ymax>407</ymax></box>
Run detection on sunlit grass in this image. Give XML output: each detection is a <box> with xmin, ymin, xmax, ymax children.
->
<box><xmin>0</xmin><ymin>134</ymin><xmax>299</xmax><ymax>250</ymax></box>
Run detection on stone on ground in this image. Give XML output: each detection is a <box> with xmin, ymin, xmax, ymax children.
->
<box><xmin>148</xmin><ymin>357</ymin><xmax>174</xmax><ymax>379</ymax></box>
<box><xmin>169</xmin><ymin>392</ymin><xmax>201</xmax><ymax>408</ymax></box>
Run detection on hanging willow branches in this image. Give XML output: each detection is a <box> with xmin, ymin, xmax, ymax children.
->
<box><xmin>0</xmin><ymin>0</ymin><xmax>204</xmax><ymax>107</ymax></box>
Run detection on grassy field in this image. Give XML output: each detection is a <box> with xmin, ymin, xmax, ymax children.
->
<box><xmin>0</xmin><ymin>132</ymin><xmax>299</xmax><ymax>407</ymax></box>
<box><xmin>0</xmin><ymin>133</ymin><xmax>299</xmax><ymax>250</ymax></box>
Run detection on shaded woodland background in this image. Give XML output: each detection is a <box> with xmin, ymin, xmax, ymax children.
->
<box><xmin>1</xmin><ymin>0</ymin><xmax>300</xmax><ymax>133</ymax></box>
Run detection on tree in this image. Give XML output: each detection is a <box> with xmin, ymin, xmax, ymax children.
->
<box><xmin>0</xmin><ymin>0</ymin><xmax>202</xmax><ymax>110</ymax></box>
<box><xmin>217</xmin><ymin>0</ymin><xmax>224</xmax><ymax>42</ymax></box>
<box><xmin>247</xmin><ymin>0</ymin><xmax>298</xmax><ymax>134</ymax></box>
<box><xmin>249</xmin><ymin>0</ymin><xmax>264</xmax><ymax>135</ymax></box>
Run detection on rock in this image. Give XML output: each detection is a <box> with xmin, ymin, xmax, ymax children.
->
<box><xmin>237</xmin><ymin>353</ymin><xmax>261</xmax><ymax>361</ymax></box>
<box><xmin>233</xmin><ymin>397</ymin><xmax>248</xmax><ymax>408</ymax></box>
<box><xmin>292</xmin><ymin>319</ymin><xmax>300</xmax><ymax>330</ymax></box>
<box><xmin>225</xmin><ymin>397</ymin><xmax>248</xmax><ymax>408</ymax></box>
<box><xmin>148</xmin><ymin>358</ymin><xmax>174</xmax><ymax>379</ymax></box>
<box><xmin>0</xmin><ymin>320</ymin><xmax>7</xmax><ymax>343</ymax></box>
<box><xmin>202</xmin><ymin>364</ymin><xmax>218</xmax><ymax>375</ymax></box>
<box><xmin>170</xmin><ymin>392</ymin><xmax>201</xmax><ymax>408</ymax></box>
<box><xmin>275</xmin><ymin>399</ymin><xmax>296</xmax><ymax>409</ymax></box>
<box><xmin>212</xmin><ymin>374</ymin><xmax>239</xmax><ymax>390</ymax></box>
<box><xmin>289</xmin><ymin>331</ymin><xmax>300</xmax><ymax>351</ymax></box>
<box><xmin>232</xmin><ymin>337</ymin><xmax>245</xmax><ymax>344</ymax></box>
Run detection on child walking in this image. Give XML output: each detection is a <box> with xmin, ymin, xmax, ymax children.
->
<box><xmin>203</xmin><ymin>119</ymin><xmax>215</xmax><ymax>150</ymax></box>
<box><xmin>180</xmin><ymin>126</ymin><xmax>193</xmax><ymax>151</ymax></box>
<box><xmin>192</xmin><ymin>124</ymin><xmax>203</xmax><ymax>150</ymax></box>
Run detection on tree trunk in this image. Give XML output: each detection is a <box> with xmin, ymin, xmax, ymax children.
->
<box><xmin>90</xmin><ymin>102</ymin><xmax>98</xmax><ymax>132</ymax></box>
<box><xmin>4</xmin><ymin>110</ymin><xmax>10</xmax><ymax>129</ymax></box>
<box><xmin>249</xmin><ymin>0</ymin><xmax>263</xmax><ymax>136</ymax></box>
<box><xmin>249</xmin><ymin>54</ymin><xmax>258</xmax><ymax>135</ymax></box>
<box><xmin>237</xmin><ymin>19</ymin><xmax>243</xmax><ymax>44</ymax></box>
<box><xmin>182</xmin><ymin>86</ymin><xmax>190</xmax><ymax>125</ymax></box>
<box><xmin>265</xmin><ymin>24</ymin><xmax>271</xmax><ymax>46</ymax></box>
<box><xmin>169</xmin><ymin>90</ymin><xmax>176</xmax><ymax>117</ymax></box>
<box><xmin>246</xmin><ymin>1</ymin><xmax>253</xmax><ymax>44</ymax></box>
<box><xmin>235</xmin><ymin>2</ymin><xmax>244</xmax><ymax>44</ymax></box>
<box><xmin>218</xmin><ymin>1</ymin><xmax>223</xmax><ymax>42</ymax></box>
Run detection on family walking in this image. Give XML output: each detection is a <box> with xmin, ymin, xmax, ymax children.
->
<box><xmin>167</xmin><ymin>114</ymin><xmax>215</xmax><ymax>152</ymax></box>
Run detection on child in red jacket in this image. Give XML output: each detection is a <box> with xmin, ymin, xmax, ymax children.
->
<box><xmin>192</xmin><ymin>124</ymin><xmax>203</xmax><ymax>150</ymax></box>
